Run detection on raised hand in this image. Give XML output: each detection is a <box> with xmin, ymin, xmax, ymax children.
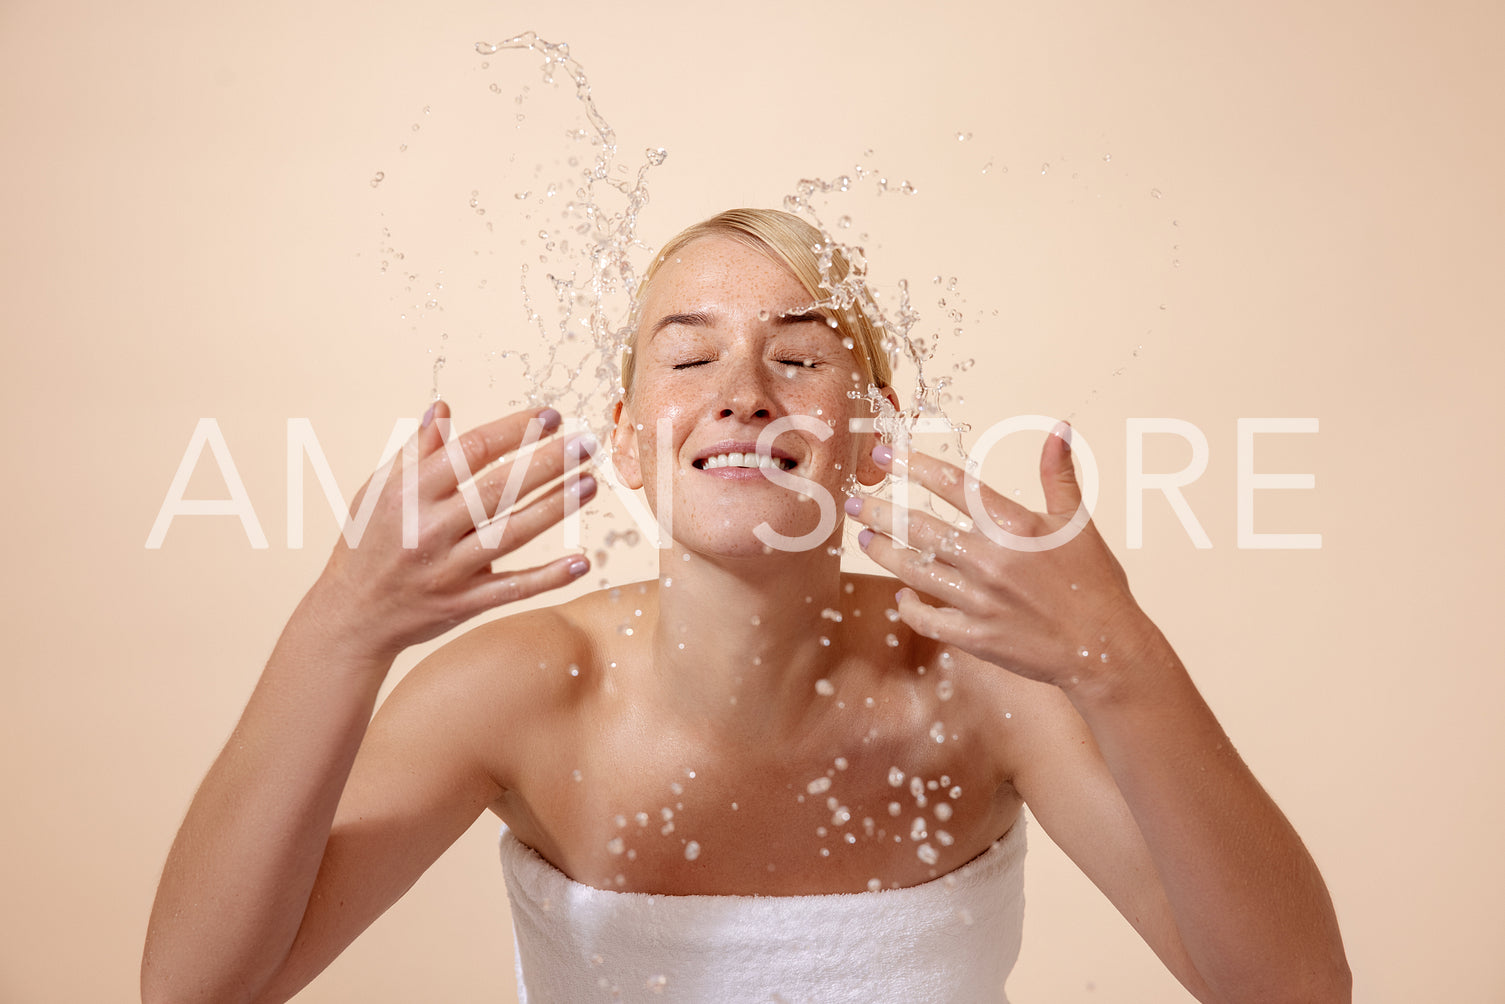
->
<box><xmin>844</xmin><ymin>425</ymin><xmax>1156</xmax><ymax>690</ymax></box>
<box><xmin>310</xmin><ymin>400</ymin><xmax>598</xmax><ymax>664</ymax></box>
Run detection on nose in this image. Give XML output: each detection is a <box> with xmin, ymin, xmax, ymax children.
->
<box><xmin>716</xmin><ymin>346</ymin><xmax>775</xmax><ymax>422</ymax></box>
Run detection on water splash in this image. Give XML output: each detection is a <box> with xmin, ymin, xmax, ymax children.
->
<box><xmin>779</xmin><ymin>170</ymin><xmax>968</xmax><ymax>456</ymax></box>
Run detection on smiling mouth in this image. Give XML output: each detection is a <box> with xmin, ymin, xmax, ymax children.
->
<box><xmin>694</xmin><ymin>452</ymin><xmax>796</xmax><ymax>471</ymax></box>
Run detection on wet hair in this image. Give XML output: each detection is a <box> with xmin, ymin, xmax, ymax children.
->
<box><xmin>620</xmin><ymin>208</ymin><xmax>892</xmax><ymax>396</ymax></box>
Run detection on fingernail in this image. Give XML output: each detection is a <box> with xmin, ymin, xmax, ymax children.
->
<box><xmin>872</xmin><ymin>444</ymin><xmax>893</xmax><ymax>467</ymax></box>
<box><xmin>843</xmin><ymin>496</ymin><xmax>863</xmax><ymax>516</ymax></box>
<box><xmin>539</xmin><ymin>408</ymin><xmax>563</xmax><ymax>433</ymax></box>
<box><xmin>567</xmin><ymin>473</ymin><xmax>598</xmax><ymax>500</ymax></box>
<box><xmin>567</xmin><ymin>433</ymin><xmax>598</xmax><ymax>460</ymax></box>
<box><xmin>858</xmin><ymin>528</ymin><xmax>875</xmax><ymax>549</ymax></box>
<box><xmin>422</xmin><ymin>403</ymin><xmax>436</xmax><ymax>428</ymax></box>
<box><xmin>1053</xmin><ymin>420</ymin><xmax>1072</xmax><ymax>450</ymax></box>
<box><xmin>567</xmin><ymin>557</ymin><xmax>589</xmax><ymax>577</ymax></box>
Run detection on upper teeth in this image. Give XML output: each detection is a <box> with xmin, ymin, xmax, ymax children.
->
<box><xmin>700</xmin><ymin>452</ymin><xmax>792</xmax><ymax>470</ymax></box>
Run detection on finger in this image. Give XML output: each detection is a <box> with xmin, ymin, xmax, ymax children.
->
<box><xmin>872</xmin><ymin>445</ymin><xmax>1037</xmax><ymax>536</ymax></box>
<box><xmin>456</xmin><ymin>553</ymin><xmax>593</xmax><ymax>617</ymax></box>
<box><xmin>894</xmin><ymin>586</ymin><xmax>972</xmax><ymax>644</ymax></box>
<box><xmin>434</xmin><ymin>432</ymin><xmax>597</xmax><ymax>539</ymax></box>
<box><xmin>1040</xmin><ymin>420</ymin><xmax>1081</xmax><ymax>517</ymax></box>
<box><xmin>422</xmin><ymin>406</ymin><xmax>565</xmax><ymax>498</ymax></box>
<box><xmin>344</xmin><ymin>400</ymin><xmax>454</xmax><ymax>519</ymax></box>
<box><xmin>450</xmin><ymin>472</ymin><xmax>600</xmax><ymax>573</ymax></box>
<box><xmin>856</xmin><ymin>526</ymin><xmax>976</xmax><ymax>607</ymax></box>
<box><xmin>843</xmin><ymin>494</ymin><xmax>979</xmax><ymax>569</ymax></box>
<box><xmin>417</xmin><ymin>399</ymin><xmax>452</xmax><ymax>460</ymax></box>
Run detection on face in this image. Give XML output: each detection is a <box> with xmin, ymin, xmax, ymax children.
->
<box><xmin>612</xmin><ymin>236</ymin><xmax>888</xmax><ymax>558</ymax></box>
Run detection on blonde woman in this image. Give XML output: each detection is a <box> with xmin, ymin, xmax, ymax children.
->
<box><xmin>144</xmin><ymin>209</ymin><xmax>1350</xmax><ymax>1003</ymax></box>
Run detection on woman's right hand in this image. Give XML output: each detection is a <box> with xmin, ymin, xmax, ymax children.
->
<box><xmin>304</xmin><ymin>400</ymin><xmax>597</xmax><ymax>664</ymax></box>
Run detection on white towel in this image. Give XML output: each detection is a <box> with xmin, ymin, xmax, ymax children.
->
<box><xmin>500</xmin><ymin>819</ymin><xmax>1025</xmax><ymax>1003</ymax></box>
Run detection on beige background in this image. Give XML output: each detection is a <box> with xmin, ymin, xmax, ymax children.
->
<box><xmin>3</xmin><ymin>0</ymin><xmax>1503</xmax><ymax>1001</ymax></box>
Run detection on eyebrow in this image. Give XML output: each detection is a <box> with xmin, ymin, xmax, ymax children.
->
<box><xmin>647</xmin><ymin>308</ymin><xmax>831</xmax><ymax>337</ymax></box>
<box><xmin>649</xmin><ymin>311</ymin><xmax>714</xmax><ymax>336</ymax></box>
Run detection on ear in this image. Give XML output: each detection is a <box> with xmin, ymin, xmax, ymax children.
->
<box><xmin>855</xmin><ymin>385</ymin><xmax>901</xmax><ymax>486</ymax></box>
<box><xmin>611</xmin><ymin>398</ymin><xmax>644</xmax><ymax>490</ymax></box>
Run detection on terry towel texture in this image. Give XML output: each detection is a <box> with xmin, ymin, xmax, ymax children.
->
<box><xmin>500</xmin><ymin>819</ymin><xmax>1025</xmax><ymax>1003</ymax></box>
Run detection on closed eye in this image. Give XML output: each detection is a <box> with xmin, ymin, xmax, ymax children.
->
<box><xmin>672</xmin><ymin>359</ymin><xmax>714</xmax><ymax>370</ymax></box>
<box><xmin>778</xmin><ymin>359</ymin><xmax>819</xmax><ymax>369</ymax></box>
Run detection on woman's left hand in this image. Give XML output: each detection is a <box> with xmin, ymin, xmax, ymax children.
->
<box><xmin>844</xmin><ymin>425</ymin><xmax>1158</xmax><ymax>691</ymax></box>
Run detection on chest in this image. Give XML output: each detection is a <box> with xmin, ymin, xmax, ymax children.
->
<box><xmin>509</xmin><ymin>698</ymin><xmax>1019</xmax><ymax>895</ymax></box>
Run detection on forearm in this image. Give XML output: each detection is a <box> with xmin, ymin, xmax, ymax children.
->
<box><xmin>1069</xmin><ymin>621</ymin><xmax>1350</xmax><ymax>1004</ymax></box>
<box><xmin>142</xmin><ymin>582</ymin><xmax>391</xmax><ymax>1004</ymax></box>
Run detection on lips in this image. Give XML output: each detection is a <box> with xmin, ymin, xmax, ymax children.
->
<box><xmin>692</xmin><ymin>440</ymin><xmax>798</xmax><ymax>471</ymax></box>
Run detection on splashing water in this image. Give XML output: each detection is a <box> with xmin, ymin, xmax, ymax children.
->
<box><xmin>378</xmin><ymin>31</ymin><xmax>984</xmax><ymax>481</ymax></box>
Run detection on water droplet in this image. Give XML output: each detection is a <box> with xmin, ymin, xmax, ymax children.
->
<box><xmin>684</xmin><ymin>841</ymin><xmax>700</xmax><ymax>861</ymax></box>
<box><xmin>934</xmin><ymin>802</ymin><xmax>953</xmax><ymax>822</ymax></box>
<box><xmin>607</xmin><ymin>837</ymin><xmax>625</xmax><ymax>855</ymax></box>
<box><xmin>917</xmin><ymin>842</ymin><xmax>938</xmax><ymax>865</ymax></box>
<box><xmin>936</xmin><ymin>680</ymin><xmax>954</xmax><ymax>701</ymax></box>
<box><xmin>807</xmin><ymin>777</ymin><xmax>833</xmax><ymax>795</ymax></box>
<box><xmin>369</xmin><ymin>171</ymin><xmax>385</xmax><ymax>188</ymax></box>
<box><xmin>815</xmin><ymin>678</ymin><xmax>836</xmax><ymax>697</ymax></box>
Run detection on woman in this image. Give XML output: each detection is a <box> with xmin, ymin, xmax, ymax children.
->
<box><xmin>143</xmin><ymin>209</ymin><xmax>1350</xmax><ymax>1002</ymax></box>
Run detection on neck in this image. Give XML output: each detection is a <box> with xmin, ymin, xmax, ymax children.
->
<box><xmin>648</xmin><ymin>540</ymin><xmax>853</xmax><ymax>736</ymax></box>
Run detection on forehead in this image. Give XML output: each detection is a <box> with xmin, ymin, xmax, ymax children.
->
<box><xmin>640</xmin><ymin>236</ymin><xmax>811</xmax><ymax>317</ymax></box>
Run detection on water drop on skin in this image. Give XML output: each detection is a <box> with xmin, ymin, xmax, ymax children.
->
<box><xmin>684</xmin><ymin>841</ymin><xmax>700</xmax><ymax>861</ymax></box>
<box><xmin>815</xmin><ymin>678</ymin><xmax>836</xmax><ymax>697</ymax></box>
<box><xmin>888</xmin><ymin>767</ymin><xmax>905</xmax><ymax>787</ymax></box>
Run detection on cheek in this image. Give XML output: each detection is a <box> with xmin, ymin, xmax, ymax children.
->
<box><xmin>632</xmin><ymin>399</ymin><xmax>695</xmax><ymax>474</ymax></box>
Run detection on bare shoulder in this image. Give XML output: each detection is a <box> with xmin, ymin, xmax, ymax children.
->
<box><xmin>369</xmin><ymin>591</ymin><xmax>614</xmax><ymax>785</ymax></box>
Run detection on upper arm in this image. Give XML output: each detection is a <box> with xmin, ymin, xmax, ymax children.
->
<box><xmin>1008</xmin><ymin>687</ymin><xmax>1213</xmax><ymax>1001</ymax></box>
<box><xmin>256</xmin><ymin>641</ymin><xmax>508</xmax><ymax>1001</ymax></box>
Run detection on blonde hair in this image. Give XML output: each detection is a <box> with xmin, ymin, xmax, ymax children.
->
<box><xmin>620</xmin><ymin>208</ymin><xmax>892</xmax><ymax>396</ymax></box>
